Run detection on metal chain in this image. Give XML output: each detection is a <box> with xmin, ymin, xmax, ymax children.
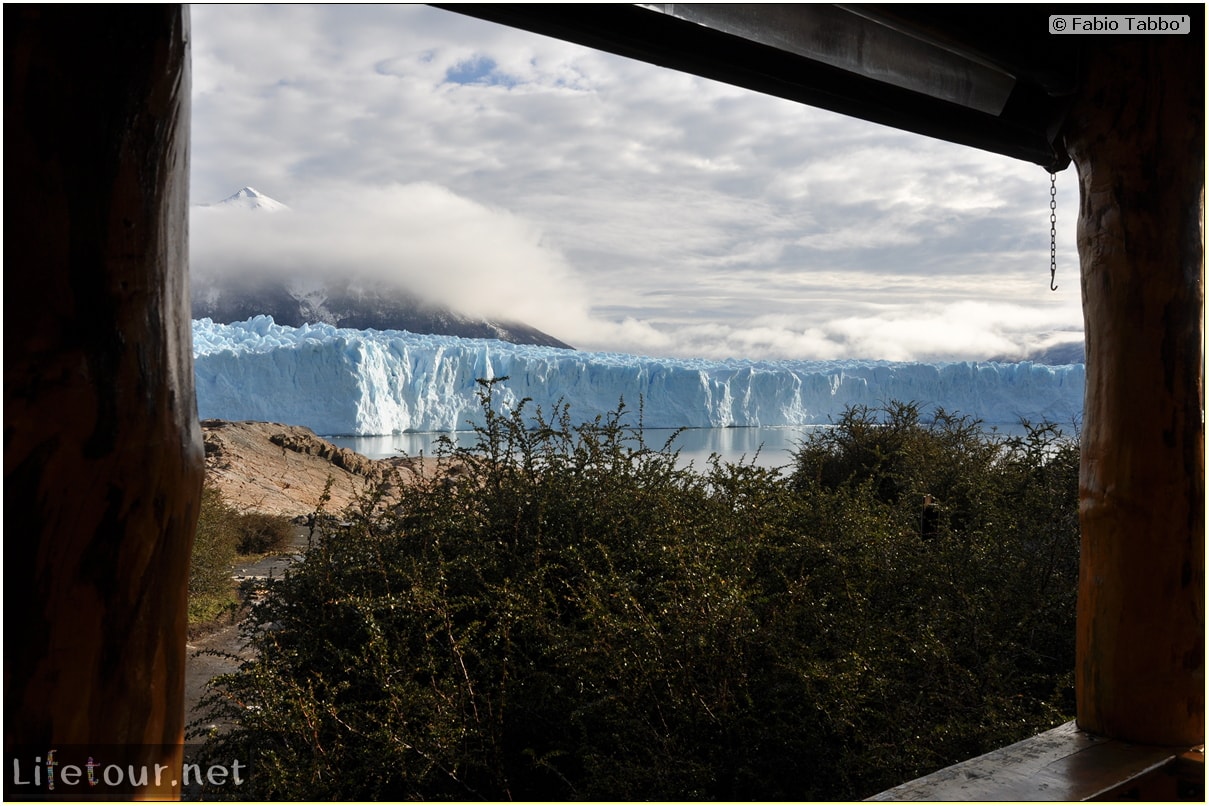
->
<box><xmin>1049</xmin><ymin>173</ymin><xmax>1058</xmax><ymax>291</ymax></box>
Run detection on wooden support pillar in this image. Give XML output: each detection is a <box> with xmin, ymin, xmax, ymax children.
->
<box><xmin>1064</xmin><ymin>37</ymin><xmax>1204</xmax><ymax>746</ymax></box>
<box><xmin>4</xmin><ymin>6</ymin><xmax>200</xmax><ymax>798</ymax></box>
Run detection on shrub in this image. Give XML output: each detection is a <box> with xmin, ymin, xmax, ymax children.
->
<box><xmin>235</xmin><ymin>510</ymin><xmax>296</xmax><ymax>554</ymax></box>
<box><xmin>189</xmin><ymin>484</ymin><xmax>242</xmax><ymax>623</ymax></box>
<box><xmin>192</xmin><ymin>386</ymin><xmax>1079</xmax><ymax>800</ymax></box>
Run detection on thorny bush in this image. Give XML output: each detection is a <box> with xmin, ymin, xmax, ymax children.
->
<box><xmin>191</xmin><ymin>380</ymin><xmax>1079</xmax><ymax>800</ymax></box>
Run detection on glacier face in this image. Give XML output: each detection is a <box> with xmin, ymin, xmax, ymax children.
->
<box><xmin>193</xmin><ymin>317</ymin><xmax>1085</xmax><ymax>436</ymax></box>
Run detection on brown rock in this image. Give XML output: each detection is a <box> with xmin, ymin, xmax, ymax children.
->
<box><xmin>200</xmin><ymin>420</ymin><xmax>438</xmax><ymax>517</ymax></box>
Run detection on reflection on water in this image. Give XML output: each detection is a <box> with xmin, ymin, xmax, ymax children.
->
<box><xmin>324</xmin><ymin>420</ymin><xmax>1061</xmax><ymax>473</ymax></box>
<box><xmin>324</xmin><ymin>426</ymin><xmax>825</xmax><ymax>471</ymax></box>
<box><xmin>639</xmin><ymin>427</ymin><xmax>818</xmax><ymax>470</ymax></box>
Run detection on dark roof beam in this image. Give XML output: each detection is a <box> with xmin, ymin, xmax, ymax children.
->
<box><xmin>435</xmin><ymin>4</ymin><xmax>1074</xmax><ymax>170</ymax></box>
<box><xmin>641</xmin><ymin>4</ymin><xmax>1018</xmax><ymax>116</ymax></box>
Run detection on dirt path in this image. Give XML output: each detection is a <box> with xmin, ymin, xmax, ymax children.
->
<box><xmin>185</xmin><ymin>621</ymin><xmax>253</xmax><ymax>735</ymax></box>
<box><xmin>185</xmin><ymin>527</ymin><xmax>310</xmax><ymax>734</ymax></box>
<box><xmin>186</xmin><ymin>422</ymin><xmax>451</xmax><ymax>735</ymax></box>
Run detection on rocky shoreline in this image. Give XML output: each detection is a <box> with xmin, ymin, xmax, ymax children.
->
<box><xmin>201</xmin><ymin>419</ymin><xmax>441</xmax><ymax>517</ymax></box>
<box><xmin>192</xmin><ymin>420</ymin><xmax>428</xmax><ymax>733</ymax></box>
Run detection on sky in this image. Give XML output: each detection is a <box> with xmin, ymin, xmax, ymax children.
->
<box><xmin>189</xmin><ymin>4</ymin><xmax>1084</xmax><ymax>363</ymax></box>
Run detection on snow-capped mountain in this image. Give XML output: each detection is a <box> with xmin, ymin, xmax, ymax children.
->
<box><xmin>208</xmin><ymin>186</ymin><xmax>291</xmax><ymax>212</ymax></box>
<box><xmin>191</xmin><ymin>188</ymin><xmax>573</xmax><ymax>349</ymax></box>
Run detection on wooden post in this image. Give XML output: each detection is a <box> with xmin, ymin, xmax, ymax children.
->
<box><xmin>1064</xmin><ymin>37</ymin><xmax>1204</xmax><ymax>746</ymax></box>
<box><xmin>4</xmin><ymin>6</ymin><xmax>200</xmax><ymax>798</ymax></box>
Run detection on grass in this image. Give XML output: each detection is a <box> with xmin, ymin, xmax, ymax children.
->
<box><xmin>187</xmin><ymin>485</ymin><xmax>300</xmax><ymax>631</ymax></box>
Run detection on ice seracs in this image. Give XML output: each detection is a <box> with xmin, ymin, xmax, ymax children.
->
<box><xmin>193</xmin><ymin>316</ymin><xmax>1086</xmax><ymax>437</ymax></box>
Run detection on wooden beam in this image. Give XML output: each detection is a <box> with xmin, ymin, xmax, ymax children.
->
<box><xmin>435</xmin><ymin>4</ymin><xmax>1073</xmax><ymax>170</ymax></box>
<box><xmin>4</xmin><ymin>5</ymin><xmax>200</xmax><ymax>798</ymax></box>
<box><xmin>866</xmin><ymin>720</ymin><xmax>1201</xmax><ymax>801</ymax></box>
<box><xmin>1064</xmin><ymin>36</ymin><xmax>1204</xmax><ymax>746</ymax></box>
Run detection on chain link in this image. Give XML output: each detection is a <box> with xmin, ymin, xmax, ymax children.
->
<box><xmin>1049</xmin><ymin>173</ymin><xmax>1058</xmax><ymax>291</ymax></box>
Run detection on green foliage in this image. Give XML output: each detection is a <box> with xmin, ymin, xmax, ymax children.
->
<box><xmin>189</xmin><ymin>484</ymin><xmax>242</xmax><ymax>623</ymax></box>
<box><xmin>192</xmin><ymin>386</ymin><xmax>1080</xmax><ymax>800</ymax></box>
<box><xmin>235</xmin><ymin>510</ymin><xmax>296</xmax><ymax>554</ymax></box>
<box><xmin>190</xmin><ymin>483</ymin><xmax>241</xmax><ymax>598</ymax></box>
<box><xmin>188</xmin><ymin>486</ymin><xmax>297</xmax><ymax>625</ymax></box>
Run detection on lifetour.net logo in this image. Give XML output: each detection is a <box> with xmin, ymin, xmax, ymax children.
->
<box><xmin>5</xmin><ymin>746</ymin><xmax>247</xmax><ymax>799</ymax></box>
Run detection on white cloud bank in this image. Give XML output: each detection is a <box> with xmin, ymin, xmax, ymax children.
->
<box><xmin>193</xmin><ymin>182</ymin><xmax>593</xmax><ymax>336</ymax></box>
<box><xmin>189</xmin><ymin>5</ymin><xmax>1084</xmax><ymax>362</ymax></box>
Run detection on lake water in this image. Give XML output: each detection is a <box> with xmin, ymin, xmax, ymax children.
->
<box><xmin>326</xmin><ymin>420</ymin><xmax>1073</xmax><ymax>473</ymax></box>
<box><xmin>326</xmin><ymin>426</ymin><xmax>822</xmax><ymax>471</ymax></box>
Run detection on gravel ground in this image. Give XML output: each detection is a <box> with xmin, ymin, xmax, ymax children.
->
<box><xmin>185</xmin><ymin>527</ymin><xmax>310</xmax><ymax>735</ymax></box>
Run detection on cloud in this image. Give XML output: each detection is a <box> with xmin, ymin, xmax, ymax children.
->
<box><xmin>191</xmin><ymin>182</ymin><xmax>595</xmax><ymax>336</ymax></box>
<box><xmin>189</xmin><ymin>5</ymin><xmax>1084</xmax><ymax>363</ymax></box>
<box><xmin>561</xmin><ymin>300</ymin><xmax>1083</xmax><ymax>363</ymax></box>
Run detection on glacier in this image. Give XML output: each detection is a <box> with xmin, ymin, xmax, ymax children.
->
<box><xmin>193</xmin><ymin>316</ymin><xmax>1085</xmax><ymax>436</ymax></box>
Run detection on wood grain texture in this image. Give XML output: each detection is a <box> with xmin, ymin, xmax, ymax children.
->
<box><xmin>4</xmin><ymin>6</ymin><xmax>200</xmax><ymax>797</ymax></box>
<box><xmin>867</xmin><ymin>721</ymin><xmax>1197</xmax><ymax>801</ymax></box>
<box><xmin>1063</xmin><ymin>38</ymin><xmax>1204</xmax><ymax>746</ymax></box>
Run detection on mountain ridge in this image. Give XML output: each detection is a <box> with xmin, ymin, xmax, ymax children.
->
<box><xmin>192</xmin><ymin>274</ymin><xmax>574</xmax><ymax>348</ymax></box>
<box><xmin>990</xmin><ymin>341</ymin><xmax>1085</xmax><ymax>366</ymax></box>
<box><xmin>192</xmin><ymin>187</ymin><xmax>573</xmax><ymax>349</ymax></box>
